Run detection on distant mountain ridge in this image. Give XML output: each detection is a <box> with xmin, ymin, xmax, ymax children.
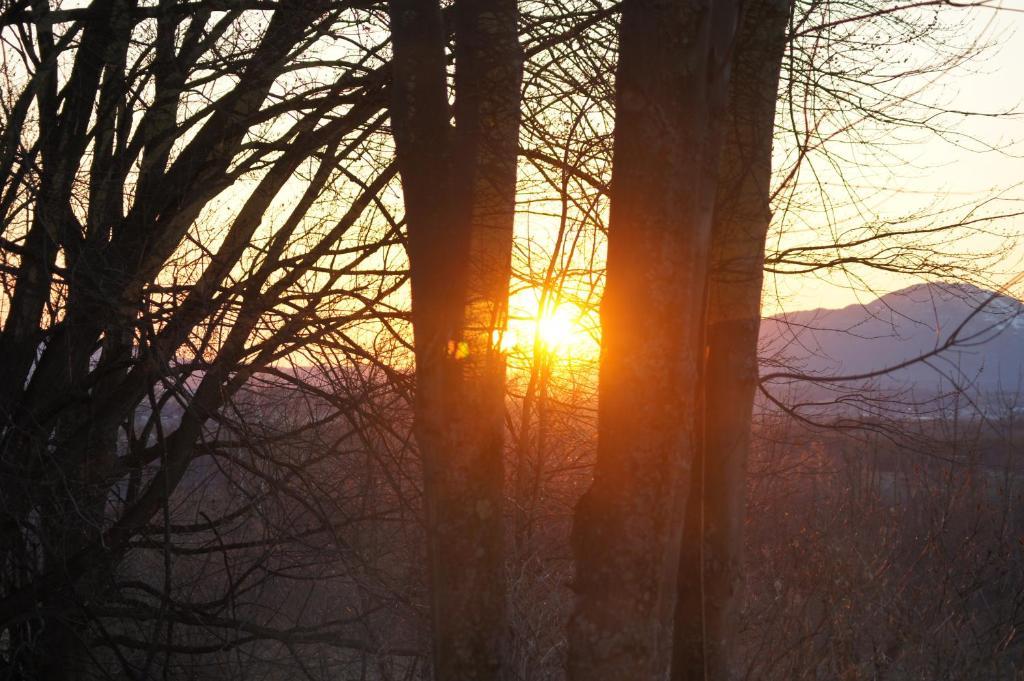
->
<box><xmin>759</xmin><ymin>282</ymin><xmax>1024</xmax><ymax>395</ymax></box>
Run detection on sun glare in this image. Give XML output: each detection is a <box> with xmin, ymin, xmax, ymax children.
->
<box><xmin>500</xmin><ymin>290</ymin><xmax>598</xmax><ymax>362</ymax></box>
<box><xmin>535</xmin><ymin>304</ymin><xmax>577</xmax><ymax>351</ymax></box>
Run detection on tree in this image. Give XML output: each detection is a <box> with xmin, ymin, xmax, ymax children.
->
<box><xmin>0</xmin><ymin>3</ymin><xmax>400</xmax><ymax>677</ymax></box>
<box><xmin>566</xmin><ymin>1</ymin><xmax>742</xmax><ymax>679</ymax></box>
<box><xmin>387</xmin><ymin>0</ymin><xmax>523</xmax><ymax>677</ymax></box>
<box><xmin>672</xmin><ymin>2</ymin><xmax>793</xmax><ymax>680</ymax></box>
<box><xmin>669</xmin><ymin>0</ymin><xmax>1018</xmax><ymax>677</ymax></box>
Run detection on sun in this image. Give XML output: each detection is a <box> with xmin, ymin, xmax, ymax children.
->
<box><xmin>498</xmin><ymin>289</ymin><xmax>598</xmax><ymax>362</ymax></box>
<box><xmin>535</xmin><ymin>304</ymin><xmax>577</xmax><ymax>351</ymax></box>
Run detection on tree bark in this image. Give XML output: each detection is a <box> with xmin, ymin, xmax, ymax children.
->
<box><xmin>672</xmin><ymin>2</ymin><xmax>793</xmax><ymax>680</ymax></box>
<box><xmin>387</xmin><ymin>1</ymin><xmax>523</xmax><ymax>679</ymax></box>
<box><xmin>566</xmin><ymin>1</ymin><xmax>741</xmax><ymax>680</ymax></box>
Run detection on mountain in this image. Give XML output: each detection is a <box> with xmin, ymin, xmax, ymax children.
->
<box><xmin>759</xmin><ymin>282</ymin><xmax>1024</xmax><ymax>397</ymax></box>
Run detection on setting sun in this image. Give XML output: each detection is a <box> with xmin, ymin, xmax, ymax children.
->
<box><xmin>535</xmin><ymin>304</ymin><xmax>576</xmax><ymax>350</ymax></box>
<box><xmin>499</xmin><ymin>289</ymin><xmax>598</xmax><ymax>362</ymax></box>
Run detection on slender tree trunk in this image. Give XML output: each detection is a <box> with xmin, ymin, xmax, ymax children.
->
<box><xmin>387</xmin><ymin>2</ymin><xmax>523</xmax><ymax>679</ymax></box>
<box><xmin>566</xmin><ymin>2</ymin><xmax>741</xmax><ymax>680</ymax></box>
<box><xmin>672</xmin><ymin>2</ymin><xmax>792</xmax><ymax>680</ymax></box>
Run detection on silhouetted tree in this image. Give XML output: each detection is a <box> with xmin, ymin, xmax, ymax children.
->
<box><xmin>673</xmin><ymin>2</ymin><xmax>793</xmax><ymax>680</ymax></box>
<box><xmin>566</xmin><ymin>1</ymin><xmax>742</xmax><ymax>679</ymax></box>
<box><xmin>387</xmin><ymin>0</ymin><xmax>523</xmax><ymax>677</ymax></box>
<box><xmin>0</xmin><ymin>3</ymin><xmax>400</xmax><ymax>677</ymax></box>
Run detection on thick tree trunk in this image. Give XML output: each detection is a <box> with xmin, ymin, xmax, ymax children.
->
<box><xmin>387</xmin><ymin>2</ymin><xmax>522</xmax><ymax>679</ymax></box>
<box><xmin>566</xmin><ymin>2</ymin><xmax>741</xmax><ymax>680</ymax></box>
<box><xmin>672</xmin><ymin>2</ymin><xmax>793</xmax><ymax>680</ymax></box>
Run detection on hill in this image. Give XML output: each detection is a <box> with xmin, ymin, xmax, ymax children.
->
<box><xmin>759</xmin><ymin>282</ymin><xmax>1024</xmax><ymax>397</ymax></box>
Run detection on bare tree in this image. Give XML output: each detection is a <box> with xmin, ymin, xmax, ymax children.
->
<box><xmin>672</xmin><ymin>2</ymin><xmax>793</xmax><ymax>680</ymax></box>
<box><xmin>566</xmin><ymin>1</ymin><xmax>742</xmax><ymax>679</ymax></box>
<box><xmin>0</xmin><ymin>3</ymin><xmax>403</xmax><ymax>677</ymax></box>
<box><xmin>387</xmin><ymin>0</ymin><xmax>523</xmax><ymax>677</ymax></box>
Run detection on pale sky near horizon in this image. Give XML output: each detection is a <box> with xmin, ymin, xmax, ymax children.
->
<box><xmin>762</xmin><ymin>1</ymin><xmax>1024</xmax><ymax>317</ymax></box>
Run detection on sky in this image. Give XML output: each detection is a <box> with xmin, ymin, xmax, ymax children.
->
<box><xmin>764</xmin><ymin>1</ymin><xmax>1024</xmax><ymax>316</ymax></box>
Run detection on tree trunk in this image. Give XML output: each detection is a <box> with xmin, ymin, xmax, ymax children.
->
<box><xmin>387</xmin><ymin>2</ymin><xmax>523</xmax><ymax>679</ymax></box>
<box><xmin>566</xmin><ymin>2</ymin><xmax>741</xmax><ymax>680</ymax></box>
<box><xmin>672</xmin><ymin>2</ymin><xmax>793</xmax><ymax>680</ymax></box>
